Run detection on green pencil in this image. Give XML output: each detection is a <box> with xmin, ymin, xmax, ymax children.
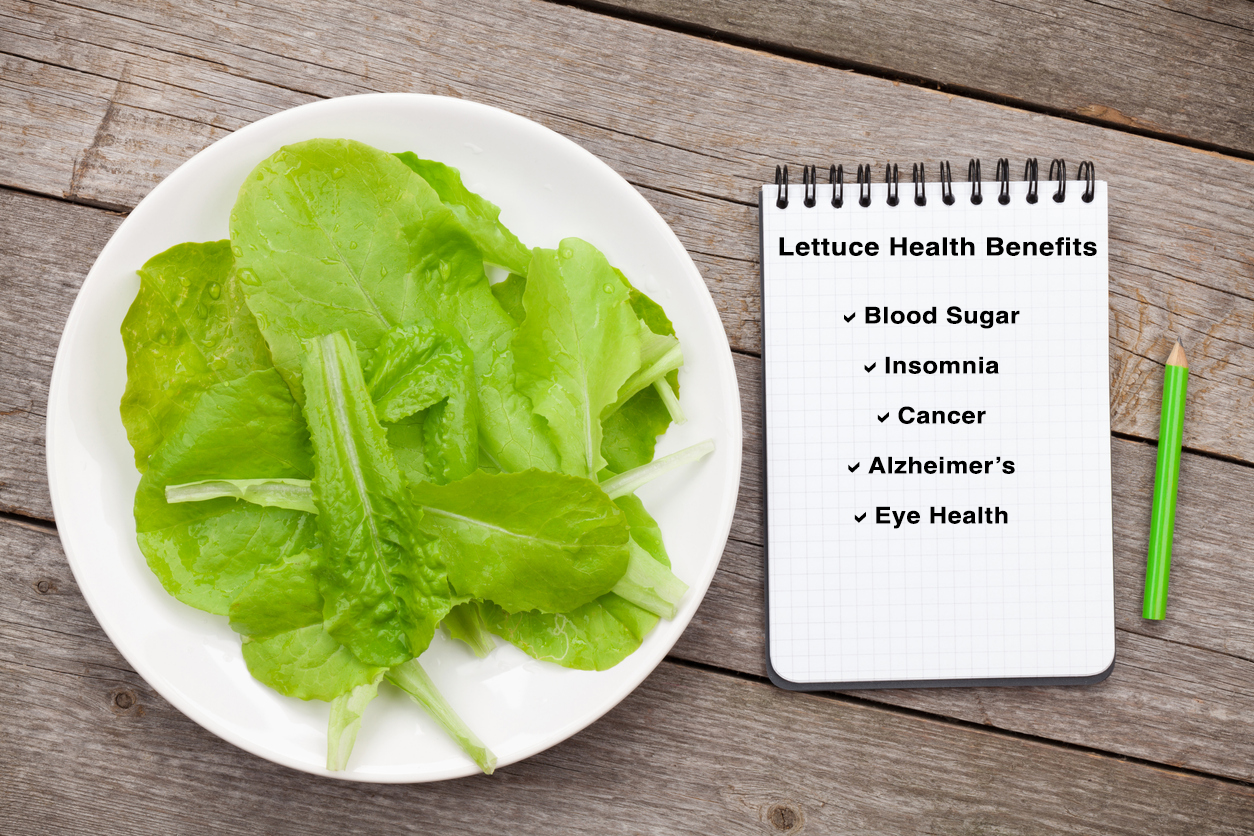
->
<box><xmin>1143</xmin><ymin>341</ymin><xmax>1188</xmax><ymax>620</ymax></box>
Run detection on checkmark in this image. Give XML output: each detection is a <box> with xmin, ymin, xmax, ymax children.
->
<box><xmin>844</xmin><ymin>312</ymin><xmax>856</xmax><ymax>322</ymax></box>
<box><xmin>877</xmin><ymin>412</ymin><xmax>890</xmax><ymax>423</ymax></box>
<box><xmin>848</xmin><ymin>462</ymin><xmax>860</xmax><ymax>472</ymax></box>
<box><xmin>854</xmin><ymin>512</ymin><xmax>867</xmax><ymax>522</ymax></box>
<box><xmin>864</xmin><ymin>362</ymin><xmax>876</xmax><ymax>372</ymax></box>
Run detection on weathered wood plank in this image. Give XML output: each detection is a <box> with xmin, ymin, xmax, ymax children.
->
<box><xmin>3</xmin><ymin>0</ymin><xmax>1254</xmax><ymax>465</ymax></box>
<box><xmin>0</xmin><ymin>190</ymin><xmax>122</xmax><ymax>521</ymax></box>
<box><xmin>3</xmin><ymin>515</ymin><xmax>1253</xmax><ymax>834</ymax></box>
<box><xmin>675</xmin><ymin>433</ymin><xmax>1254</xmax><ymax>782</ymax></box>
<box><xmin>571</xmin><ymin>0</ymin><xmax>1254</xmax><ymax>157</ymax></box>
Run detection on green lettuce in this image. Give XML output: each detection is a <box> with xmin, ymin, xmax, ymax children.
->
<box><xmin>394</xmin><ymin>152</ymin><xmax>531</xmax><ymax>275</ymax></box>
<box><xmin>120</xmin><ymin>240</ymin><xmax>273</xmax><ymax>471</ymax></box>
<box><xmin>134</xmin><ymin>368</ymin><xmax>317</xmax><ymax>614</ymax></box>
<box><xmin>502</xmin><ymin>264</ymin><xmax>681</xmax><ymax>473</ymax></box>
<box><xmin>410</xmin><ymin>469</ymin><xmax>630</xmax><ymax>614</ymax></box>
<box><xmin>365</xmin><ymin>325</ymin><xmax>478</xmax><ymax>484</ymax></box>
<box><xmin>229</xmin><ymin>550</ymin><xmax>386</xmax><ymax>701</ymax></box>
<box><xmin>121</xmin><ymin>139</ymin><xmax>708</xmax><ymax>773</ymax></box>
<box><xmin>169</xmin><ymin>468</ymin><xmax>636</xmax><ymax>617</ymax></box>
<box><xmin>230</xmin><ymin>138</ymin><xmax>559</xmax><ymax>473</ymax></box>
<box><xmin>478</xmin><ymin>593</ymin><xmax>659</xmax><ymax>672</ymax></box>
<box><xmin>512</xmin><ymin>239</ymin><xmax>642</xmax><ymax>479</ymax></box>
<box><xmin>476</xmin><ymin>491</ymin><xmax>680</xmax><ymax>670</ymax></box>
<box><xmin>302</xmin><ymin>331</ymin><xmax>454</xmax><ymax>667</ymax></box>
<box><xmin>490</xmin><ymin>273</ymin><xmax>527</xmax><ymax>325</ymax></box>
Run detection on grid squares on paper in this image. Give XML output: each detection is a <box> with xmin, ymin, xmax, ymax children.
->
<box><xmin>762</xmin><ymin>181</ymin><xmax>1114</xmax><ymax>685</ymax></box>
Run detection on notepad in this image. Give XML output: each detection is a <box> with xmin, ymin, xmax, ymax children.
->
<box><xmin>761</xmin><ymin>168</ymin><xmax>1115</xmax><ymax>689</ymax></box>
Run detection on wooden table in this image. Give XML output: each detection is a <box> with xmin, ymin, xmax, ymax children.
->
<box><xmin>3</xmin><ymin>1</ymin><xmax>1254</xmax><ymax>832</ymax></box>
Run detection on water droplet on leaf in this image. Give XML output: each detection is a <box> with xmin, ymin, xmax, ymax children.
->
<box><xmin>207</xmin><ymin>282</ymin><xmax>222</xmax><ymax>299</ymax></box>
<box><xmin>236</xmin><ymin>268</ymin><xmax>260</xmax><ymax>286</ymax></box>
<box><xmin>195</xmin><ymin>304</ymin><xmax>208</xmax><ymax>318</ymax></box>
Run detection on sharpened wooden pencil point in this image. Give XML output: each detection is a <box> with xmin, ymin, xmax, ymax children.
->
<box><xmin>1166</xmin><ymin>342</ymin><xmax>1187</xmax><ymax>369</ymax></box>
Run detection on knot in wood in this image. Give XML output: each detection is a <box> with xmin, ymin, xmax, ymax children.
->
<box><xmin>768</xmin><ymin>804</ymin><xmax>800</xmax><ymax>832</ymax></box>
<box><xmin>113</xmin><ymin>690</ymin><xmax>136</xmax><ymax>711</ymax></box>
<box><xmin>33</xmin><ymin>579</ymin><xmax>56</xmax><ymax>595</ymax></box>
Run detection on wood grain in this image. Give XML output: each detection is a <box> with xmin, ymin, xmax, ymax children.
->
<box><xmin>3</xmin><ymin>513</ymin><xmax>1253</xmax><ymax>834</ymax></box>
<box><xmin>2</xmin><ymin>0</ymin><xmax>1254</xmax><ymax>464</ymax></box>
<box><xmin>4</xmin><ymin>0</ymin><xmax>1254</xmax><ymax>822</ymax></box>
<box><xmin>0</xmin><ymin>190</ymin><xmax>122</xmax><ymax>521</ymax></box>
<box><xmin>571</xmin><ymin>0</ymin><xmax>1254</xmax><ymax>156</ymax></box>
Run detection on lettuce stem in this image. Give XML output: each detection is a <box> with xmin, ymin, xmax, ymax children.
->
<box><xmin>611</xmin><ymin>540</ymin><xmax>688</xmax><ymax>619</ymax></box>
<box><xmin>327</xmin><ymin>673</ymin><xmax>384</xmax><ymax>771</ymax></box>
<box><xmin>613</xmin><ymin>344</ymin><xmax>683</xmax><ymax>410</ymax></box>
<box><xmin>165</xmin><ymin>478</ymin><xmax>316</xmax><ymax>514</ymax></box>
<box><xmin>652</xmin><ymin>378</ymin><xmax>686</xmax><ymax>425</ymax></box>
<box><xmin>386</xmin><ymin>659</ymin><xmax>497</xmax><ymax>775</ymax></box>
<box><xmin>600</xmin><ymin>439</ymin><xmax>715</xmax><ymax>500</ymax></box>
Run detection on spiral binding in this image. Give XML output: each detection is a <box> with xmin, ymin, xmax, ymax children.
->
<box><xmin>772</xmin><ymin>159</ymin><xmax>1095</xmax><ymax>208</ymax></box>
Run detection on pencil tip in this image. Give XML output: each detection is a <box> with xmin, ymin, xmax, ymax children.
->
<box><xmin>1167</xmin><ymin>341</ymin><xmax>1188</xmax><ymax>368</ymax></box>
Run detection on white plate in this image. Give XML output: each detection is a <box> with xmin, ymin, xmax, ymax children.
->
<box><xmin>45</xmin><ymin>94</ymin><xmax>742</xmax><ymax>782</ymax></box>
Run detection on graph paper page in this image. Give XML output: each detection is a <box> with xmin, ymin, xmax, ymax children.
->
<box><xmin>762</xmin><ymin>180</ymin><xmax>1114</xmax><ymax>686</ymax></box>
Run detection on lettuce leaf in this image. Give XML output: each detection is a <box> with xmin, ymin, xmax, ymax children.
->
<box><xmin>410</xmin><ymin>469</ymin><xmax>630</xmax><ymax>614</ymax></box>
<box><xmin>500</xmin><ymin>265</ymin><xmax>678</xmax><ymax>473</ymax></box>
<box><xmin>512</xmin><ymin>239</ymin><xmax>642</xmax><ymax>479</ymax></box>
<box><xmin>601</xmin><ymin>386</ymin><xmax>674</xmax><ymax>473</ymax></box>
<box><xmin>165</xmin><ymin>467</ymin><xmax>634</xmax><ymax>617</ymax></box>
<box><xmin>442</xmin><ymin>603</ymin><xmax>496</xmax><ymax>658</ymax></box>
<box><xmin>394</xmin><ymin>152</ymin><xmax>531</xmax><ymax>275</ymax></box>
<box><xmin>490</xmin><ymin>273</ymin><xmax>527</xmax><ymax>325</ymax></box>
<box><xmin>302</xmin><ymin>331</ymin><xmax>455</xmax><ymax>667</ymax></box>
<box><xmin>386</xmin><ymin>659</ymin><xmax>497</xmax><ymax>774</ymax></box>
<box><xmin>477</xmin><ymin>593</ymin><xmax>658</xmax><ymax>672</ymax></box>
<box><xmin>120</xmin><ymin>240</ymin><xmax>272</xmax><ymax>471</ymax></box>
<box><xmin>230</xmin><ymin>138</ymin><xmax>559</xmax><ymax>473</ymax></box>
<box><xmin>475</xmin><ymin>491</ymin><xmax>677</xmax><ymax>670</ymax></box>
<box><xmin>327</xmin><ymin>673</ymin><xmax>386</xmax><ymax>771</ymax></box>
<box><xmin>134</xmin><ymin>368</ymin><xmax>317</xmax><ymax>614</ymax></box>
<box><xmin>365</xmin><ymin>325</ymin><xmax>478</xmax><ymax>484</ymax></box>
<box><xmin>229</xmin><ymin>551</ymin><xmax>387</xmax><ymax>701</ymax></box>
